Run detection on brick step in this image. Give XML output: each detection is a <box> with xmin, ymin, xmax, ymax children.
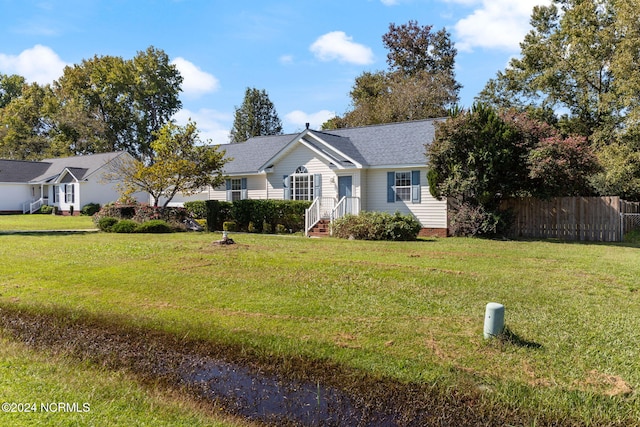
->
<box><xmin>308</xmin><ymin>219</ymin><xmax>331</xmax><ymax>237</ymax></box>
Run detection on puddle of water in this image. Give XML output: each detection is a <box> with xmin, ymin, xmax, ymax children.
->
<box><xmin>181</xmin><ymin>357</ymin><xmax>399</xmax><ymax>426</ymax></box>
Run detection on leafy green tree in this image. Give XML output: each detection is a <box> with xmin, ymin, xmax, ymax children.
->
<box><xmin>0</xmin><ymin>82</ymin><xmax>57</xmax><ymax>160</ymax></box>
<box><xmin>130</xmin><ymin>46</ymin><xmax>183</xmax><ymax>159</ymax></box>
<box><xmin>427</xmin><ymin>104</ymin><xmax>599</xmax><ymax>207</ymax></box>
<box><xmin>229</xmin><ymin>87</ymin><xmax>282</xmax><ymax>143</ymax></box>
<box><xmin>107</xmin><ymin>121</ymin><xmax>228</xmax><ymax>207</ymax></box>
<box><xmin>0</xmin><ymin>73</ymin><xmax>25</xmax><ymax>109</ymax></box>
<box><xmin>54</xmin><ymin>46</ymin><xmax>182</xmax><ymax>160</ymax></box>
<box><xmin>325</xmin><ymin>21</ymin><xmax>460</xmax><ymax>129</ymax></box>
<box><xmin>477</xmin><ymin>0</ymin><xmax>622</xmax><ymax>141</ymax></box>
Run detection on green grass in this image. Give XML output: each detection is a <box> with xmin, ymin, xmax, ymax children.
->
<box><xmin>0</xmin><ymin>215</ymin><xmax>639</xmax><ymax>424</ymax></box>
<box><xmin>0</xmin><ymin>337</ymin><xmax>254</xmax><ymax>427</ymax></box>
<box><xmin>0</xmin><ymin>214</ymin><xmax>95</xmax><ymax>230</ymax></box>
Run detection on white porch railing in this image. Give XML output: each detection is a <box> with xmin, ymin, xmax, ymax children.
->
<box><xmin>305</xmin><ymin>196</ymin><xmax>360</xmax><ymax>236</ymax></box>
<box><xmin>22</xmin><ymin>198</ymin><xmax>46</xmax><ymax>214</ymax></box>
<box><xmin>305</xmin><ymin>197</ymin><xmax>335</xmax><ymax>236</ymax></box>
<box><xmin>331</xmin><ymin>196</ymin><xmax>361</xmax><ymax>224</ymax></box>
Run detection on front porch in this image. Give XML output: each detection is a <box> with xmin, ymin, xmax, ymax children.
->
<box><xmin>305</xmin><ymin>196</ymin><xmax>360</xmax><ymax>237</ymax></box>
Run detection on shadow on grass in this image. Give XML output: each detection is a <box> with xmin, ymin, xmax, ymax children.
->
<box><xmin>497</xmin><ymin>326</ymin><xmax>543</xmax><ymax>349</ymax></box>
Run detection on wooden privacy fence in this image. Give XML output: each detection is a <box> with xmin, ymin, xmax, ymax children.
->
<box><xmin>501</xmin><ymin>197</ymin><xmax>640</xmax><ymax>242</ymax></box>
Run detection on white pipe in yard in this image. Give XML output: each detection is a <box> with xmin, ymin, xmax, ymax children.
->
<box><xmin>483</xmin><ymin>302</ymin><xmax>505</xmax><ymax>339</ymax></box>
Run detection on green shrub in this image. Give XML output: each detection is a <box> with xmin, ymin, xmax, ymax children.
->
<box><xmin>276</xmin><ymin>224</ymin><xmax>287</xmax><ymax>234</ymax></box>
<box><xmin>135</xmin><ymin>220</ymin><xmax>173</xmax><ymax>233</ymax></box>
<box><xmin>332</xmin><ymin>211</ymin><xmax>421</xmax><ymax>241</ymax></box>
<box><xmin>262</xmin><ymin>221</ymin><xmax>272</xmax><ymax>234</ymax></box>
<box><xmin>205</xmin><ymin>200</ymin><xmax>233</xmax><ymax>232</ymax></box>
<box><xmin>39</xmin><ymin>205</ymin><xmax>54</xmax><ymax>214</ymax></box>
<box><xmin>184</xmin><ymin>201</ymin><xmax>207</xmax><ymax>219</ymax></box>
<box><xmin>223</xmin><ymin>221</ymin><xmax>237</xmax><ymax>232</ymax></box>
<box><xmin>204</xmin><ymin>200</ymin><xmax>310</xmax><ymax>232</ymax></box>
<box><xmin>111</xmin><ymin>219</ymin><xmax>138</xmax><ymax>233</ymax></box>
<box><xmin>97</xmin><ymin>217</ymin><xmax>119</xmax><ymax>232</ymax></box>
<box><xmin>81</xmin><ymin>203</ymin><xmax>101</xmax><ymax>216</ymax></box>
<box><xmin>449</xmin><ymin>203</ymin><xmax>512</xmax><ymax>237</ymax></box>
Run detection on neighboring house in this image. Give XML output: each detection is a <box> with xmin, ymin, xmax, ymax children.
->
<box><xmin>211</xmin><ymin>119</ymin><xmax>448</xmax><ymax>237</ymax></box>
<box><xmin>0</xmin><ymin>151</ymin><xmax>147</xmax><ymax>214</ymax></box>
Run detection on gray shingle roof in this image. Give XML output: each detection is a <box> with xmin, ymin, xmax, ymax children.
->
<box><xmin>218</xmin><ymin>119</ymin><xmax>443</xmax><ymax>174</ymax></box>
<box><xmin>0</xmin><ymin>159</ymin><xmax>52</xmax><ymax>182</ymax></box>
<box><xmin>0</xmin><ymin>152</ymin><xmax>127</xmax><ymax>183</ymax></box>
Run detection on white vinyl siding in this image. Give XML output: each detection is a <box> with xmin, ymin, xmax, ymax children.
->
<box><xmin>364</xmin><ymin>168</ymin><xmax>447</xmax><ymax>229</ymax></box>
<box><xmin>266</xmin><ymin>144</ymin><xmax>336</xmax><ymax>200</ymax></box>
<box><xmin>209</xmin><ymin>175</ymin><xmax>267</xmax><ymax>201</ymax></box>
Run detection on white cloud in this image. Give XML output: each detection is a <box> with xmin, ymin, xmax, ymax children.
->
<box><xmin>285</xmin><ymin>110</ymin><xmax>336</xmax><ymax>130</ymax></box>
<box><xmin>451</xmin><ymin>0</ymin><xmax>551</xmax><ymax>52</ymax></box>
<box><xmin>0</xmin><ymin>45</ymin><xmax>67</xmax><ymax>84</ymax></box>
<box><xmin>171</xmin><ymin>57</ymin><xmax>220</xmax><ymax>97</ymax></box>
<box><xmin>173</xmin><ymin>108</ymin><xmax>232</xmax><ymax>145</ymax></box>
<box><xmin>381</xmin><ymin>0</ymin><xmax>400</xmax><ymax>5</ymax></box>
<box><xmin>310</xmin><ymin>31</ymin><xmax>374</xmax><ymax>65</ymax></box>
<box><xmin>279</xmin><ymin>54</ymin><xmax>294</xmax><ymax>65</ymax></box>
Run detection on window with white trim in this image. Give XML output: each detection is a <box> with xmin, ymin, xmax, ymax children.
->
<box><xmin>387</xmin><ymin>170</ymin><xmax>421</xmax><ymax>204</ymax></box>
<box><xmin>290</xmin><ymin>166</ymin><xmax>315</xmax><ymax>201</ymax></box>
<box><xmin>230</xmin><ymin>178</ymin><xmax>242</xmax><ymax>201</ymax></box>
<box><xmin>64</xmin><ymin>184</ymin><xmax>75</xmax><ymax>203</ymax></box>
<box><xmin>395</xmin><ymin>172</ymin><xmax>411</xmax><ymax>201</ymax></box>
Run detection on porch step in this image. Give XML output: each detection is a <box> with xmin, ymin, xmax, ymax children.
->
<box><xmin>308</xmin><ymin>219</ymin><xmax>330</xmax><ymax>237</ymax></box>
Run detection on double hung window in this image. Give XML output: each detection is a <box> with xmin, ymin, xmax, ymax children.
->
<box><xmin>290</xmin><ymin>166</ymin><xmax>314</xmax><ymax>201</ymax></box>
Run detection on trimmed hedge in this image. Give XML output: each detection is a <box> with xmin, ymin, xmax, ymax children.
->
<box><xmin>110</xmin><ymin>219</ymin><xmax>138</xmax><ymax>233</ymax></box>
<box><xmin>205</xmin><ymin>200</ymin><xmax>233</xmax><ymax>232</ymax></box>
<box><xmin>135</xmin><ymin>220</ymin><xmax>173</xmax><ymax>233</ymax></box>
<box><xmin>97</xmin><ymin>217</ymin><xmax>119</xmax><ymax>232</ymax></box>
<box><xmin>332</xmin><ymin>211</ymin><xmax>422</xmax><ymax>241</ymax></box>
<box><xmin>205</xmin><ymin>199</ymin><xmax>310</xmax><ymax>233</ymax></box>
<box><xmin>81</xmin><ymin>203</ymin><xmax>101</xmax><ymax>216</ymax></box>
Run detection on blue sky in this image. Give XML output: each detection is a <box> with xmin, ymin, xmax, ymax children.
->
<box><xmin>0</xmin><ymin>0</ymin><xmax>549</xmax><ymax>143</ymax></box>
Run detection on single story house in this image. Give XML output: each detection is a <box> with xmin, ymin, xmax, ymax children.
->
<box><xmin>0</xmin><ymin>151</ymin><xmax>147</xmax><ymax>214</ymax></box>
<box><xmin>211</xmin><ymin>119</ymin><xmax>448</xmax><ymax>237</ymax></box>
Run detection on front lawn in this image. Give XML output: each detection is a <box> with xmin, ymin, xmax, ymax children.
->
<box><xmin>0</xmin><ymin>214</ymin><xmax>95</xmax><ymax>231</ymax></box>
<box><xmin>0</xmin><ymin>231</ymin><xmax>638</xmax><ymax>424</ymax></box>
<box><xmin>0</xmin><ymin>337</ymin><xmax>255</xmax><ymax>427</ymax></box>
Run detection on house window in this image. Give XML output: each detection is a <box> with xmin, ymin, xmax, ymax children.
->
<box><xmin>290</xmin><ymin>166</ymin><xmax>314</xmax><ymax>201</ymax></box>
<box><xmin>230</xmin><ymin>178</ymin><xmax>242</xmax><ymax>201</ymax></box>
<box><xmin>53</xmin><ymin>185</ymin><xmax>59</xmax><ymax>203</ymax></box>
<box><xmin>226</xmin><ymin>178</ymin><xmax>247</xmax><ymax>201</ymax></box>
<box><xmin>64</xmin><ymin>184</ymin><xmax>75</xmax><ymax>203</ymax></box>
<box><xmin>387</xmin><ymin>170</ymin><xmax>421</xmax><ymax>204</ymax></box>
<box><xmin>395</xmin><ymin>172</ymin><xmax>411</xmax><ymax>202</ymax></box>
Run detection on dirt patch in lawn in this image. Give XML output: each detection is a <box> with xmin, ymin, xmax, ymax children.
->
<box><xmin>0</xmin><ymin>305</ymin><xmax>592</xmax><ymax>426</ymax></box>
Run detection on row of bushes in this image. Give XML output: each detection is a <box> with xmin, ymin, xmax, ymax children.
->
<box><xmin>97</xmin><ymin>217</ymin><xmax>174</xmax><ymax>233</ymax></box>
<box><xmin>331</xmin><ymin>211</ymin><xmax>422</xmax><ymax>241</ymax></box>
<box><xmin>93</xmin><ymin>204</ymin><xmax>189</xmax><ymax>227</ymax></box>
<box><xmin>205</xmin><ymin>200</ymin><xmax>311</xmax><ymax>233</ymax></box>
<box><xmin>38</xmin><ymin>203</ymin><xmax>101</xmax><ymax>216</ymax></box>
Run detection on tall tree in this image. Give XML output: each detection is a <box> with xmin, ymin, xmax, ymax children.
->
<box><xmin>0</xmin><ymin>73</ymin><xmax>25</xmax><ymax>109</ymax></box>
<box><xmin>229</xmin><ymin>87</ymin><xmax>282</xmax><ymax>143</ymax></box>
<box><xmin>53</xmin><ymin>46</ymin><xmax>182</xmax><ymax>161</ymax></box>
<box><xmin>325</xmin><ymin>21</ymin><xmax>460</xmax><ymax>129</ymax></box>
<box><xmin>477</xmin><ymin>0</ymin><xmax>622</xmax><ymax>141</ymax></box>
<box><xmin>106</xmin><ymin>121</ymin><xmax>228</xmax><ymax>207</ymax></box>
<box><xmin>0</xmin><ymin>82</ymin><xmax>56</xmax><ymax>160</ymax></box>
